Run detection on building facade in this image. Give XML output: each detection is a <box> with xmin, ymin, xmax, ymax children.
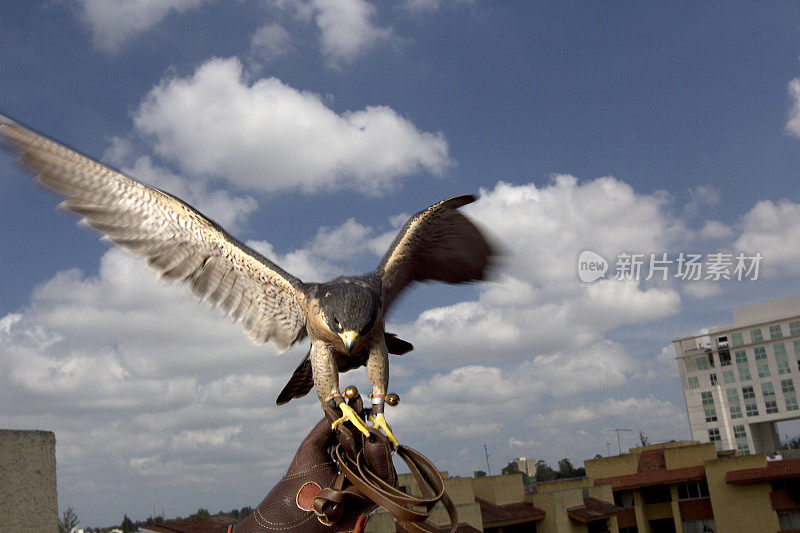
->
<box><xmin>580</xmin><ymin>439</ymin><xmax>800</xmax><ymax>533</ymax></box>
<box><xmin>0</xmin><ymin>429</ymin><xmax>58</xmax><ymax>533</ymax></box>
<box><xmin>673</xmin><ymin>294</ymin><xmax>800</xmax><ymax>455</ymax></box>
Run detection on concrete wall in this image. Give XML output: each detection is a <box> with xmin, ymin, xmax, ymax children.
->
<box><xmin>0</xmin><ymin>430</ymin><xmax>58</xmax><ymax>533</ymax></box>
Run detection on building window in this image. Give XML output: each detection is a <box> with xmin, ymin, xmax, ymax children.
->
<box><xmin>641</xmin><ymin>485</ymin><xmax>671</xmax><ymax>503</ymax></box>
<box><xmin>677</xmin><ymin>480</ymin><xmax>710</xmax><ymax>500</ymax></box>
<box><xmin>731</xmin><ymin>332</ymin><xmax>744</xmax><ymax>347</ymax></box>
<box><xmin>727</xmin><ymin>388</ymin><xmax>742</xmax><ymax>419</ymax></box>
<box><xmin>737</xmin><ymin>442</ymin><xmax>751</xmax><ymax>455</ymax></box>
<box><xmin>775</xmin><ymin>343</ymin><xmax>791</xmax><ymax>374</ymax></box>
<box><xmin>779</xmin><ymin>510</ymin><xmax>800</xmax><ymax>530</ymax></box>
<box><xmin>688</xmin><ymin>376</ymin><xmax>699</xmax><ymax>389</ymax></box>
<box><xmin>613</xmin><ymin>490</ymin><xmax>634</xmax><ymax>508</ymax></box>
<box><xmin>683</xmin><ymin>518</ymin><xmax>716</xmax><ymax>533</ymax></box>
<box><xmin>762</xmin><ymin>382</ymin><xmax>779</xmax><ymax>414</ymax></box>
<box><xmin>696</xmin><ymin>356</ymin><xmax>709</xmax><ymax>371</ymax></box>
<box><xmin>783</xmin><ymin>379</ymin><xmax>799</xmax><ymax>411</ymax></box>
<box><xmin>734</xmin><ymin>424</ymin><xmax>750</xmax><ymax>454</ymax></box>
<box><xmin>718</xmin><ymin>347</ymin><xmax>731</xmax><ymax>366</ymax></box>
<box><xmin>708</xmin><ymin>428</ymin><xmax>722</xmax><ymax>450</ymax></box>
<box><xmin>790</xmin><ymin>321</ymin><xmax>800</xmax><ymax>337</ymax></box>
<box><xmin>754</xmin><ymin>347</ymin><xmax>770</xmax><ymax>377</ymax></box>
<box><xmin>786</xmin><ymin>397</ymin><xmax>799</xmax><ymax>411</ymax></box>
<box><xmin>735</xmin><ymin>350</ymin><xmax>751</xmax><ymax>381</ymax></box>
<box><xmin>709</xmin><ymin>373</ymin><xmax>718</xmax><ymax>386</ymax></box>
<box><xmin>794</xmin><ymin>339</ymin><xmax>800</xmax><ymax>356</ymax></box>
<box><xmin>750</xmin><ymin>328</ymin><xmax>764</xmax><ymax>343</ymax></box>
<box><xmin>701</xmin><ymin>391</ymin><xmax>717</xmax><ymax>422</ymax></box>
<box><xmin>722</xmin><ymin>370</ymin><xmax>735</xmax><ymax>384</ymax></box>
<box><xmin>742</xmin><ymin>386</ymin><xmax>758</xmax><ymax>417</ymax></box>
<box><xmin>770</xmin><ymin>324</ymin><xmax>784</xmax><ymax>339</ymax></box>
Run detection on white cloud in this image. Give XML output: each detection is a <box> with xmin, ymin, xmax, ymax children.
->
<box><xmin>309</xmin><ymin>0</ymin><xmax>393</xmax><ymax>68</ymax></box>
<box><xmin>249</xmin><ymin>23</ymin><xmax>293</xmax><ymax>65</ymax></box>
<box><xmin>734</xmin><ymin>199</ymin><xmax>800</xmax><ymax>276</ymax></box>
<box><xmin>684</xmin><ymin>185</ymin><xmax>722</xmax><ymax>217</ymax></box>
<box><xmin>681</xmin><ymin>281</ymin><xmax>723</xmax><ymax>299</ymax></box>
<box><xmin>699</xmin><ymin>220</ymin><xmax>734</xmax><ymax>240</ymax></box>
<box><xmin>393</xmin><ymin>178</ymin><xmax>683</xmax><ymax>362</ymax></box>
<box><xmin>76</xmin><ymin>0</ymin><xmax>209</xmax><ymax>52</ymax></box>
<box><xmin>402</xmin><ymin>0</ymin><xmax>477</xmax><ymax>14</ymax></box>
<box><xmin>787</xmin><ymin>77</ymin><xmax>800</xmax><ymax>138</ymax></box>
<box><xmin>133</xmin><ymin>57</ymin><xmax>450</xmax><ymax>195</ymax></box>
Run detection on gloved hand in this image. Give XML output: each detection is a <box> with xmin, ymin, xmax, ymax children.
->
<box><xmin>231</xmin><ymin>406</ymin><xmax>396</xmax><ymax>533</ymax></box>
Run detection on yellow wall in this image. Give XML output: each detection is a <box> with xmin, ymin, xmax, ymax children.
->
<box><xmin>663</xmin><ymin>442</ymin><xmax>716</xmax><ymax>469</ymax></box>
<box><xmin>531</xmin><ymin>488</ymin><xmax>586</xmax><ymax>533</ymax></box>
<box><xmin>585</xmin><ymin>453</ymin><xmax>639</xmax><ymax>478</ymax></box>
<box><xmin>704</xmin><ymin>454</ymin><xmax>780</xmax><ymax>533</ymax></box>
<box><xmin>472</xmin><ymin>474</ymin><xmax>525</xmax><ymax>505</ymax></box>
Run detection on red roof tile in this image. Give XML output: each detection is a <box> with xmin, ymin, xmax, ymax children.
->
<box><xmin>726</xmin><ymin>457</ymin><xmax>800</xmax><ymax>485</ymax></box>
<box><xmin>595</xmin><ymin>465</ymin><xmax>706</xmax><ymax>490</ymax></box>
<box><xmin>567</xmin><ymin>497</ymin><xmax>623</xmax><ymax>523</ymax></box>
<box><xmin>475</xmin><ymin>497</ymin><xmax>545</xmax><ymax>526</ymax></box>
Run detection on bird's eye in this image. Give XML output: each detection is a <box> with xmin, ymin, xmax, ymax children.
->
<box><xmin>332</xmin><ymin>317</ymin><xmax>342</xmax><ymax>332</ymax></box>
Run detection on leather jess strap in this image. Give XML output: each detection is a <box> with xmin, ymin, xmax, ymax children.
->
<box><xmin>325</xmin><ymin>442</ymin><xmax>458</xmax><ymax>533</ymax></box>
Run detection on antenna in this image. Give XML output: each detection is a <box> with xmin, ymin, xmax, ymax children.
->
<box><xmin>606</xmin><ymin>428</ymin><xmax>632</xmax><ymax>455</ymax></box>
<box><xmin>483</xmin><ymin>443</ymin><xmax>491</xmax><ymax>475</ymax></box>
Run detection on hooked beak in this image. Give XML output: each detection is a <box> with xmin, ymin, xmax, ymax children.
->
<box><xmin>338</xmin><ymin>330</ymin><xmax>358</xmax><ymax>353</ymax></box>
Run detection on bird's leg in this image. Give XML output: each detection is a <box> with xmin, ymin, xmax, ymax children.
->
<box><xmin>365</xmin><ymin>337</ymin><xmax>399</xmax><ymax>448</ymax></box>
<box><xmin>311</xmin><ymin>343</ymin><xmax>370</xmax><ymax>437</ymax></box>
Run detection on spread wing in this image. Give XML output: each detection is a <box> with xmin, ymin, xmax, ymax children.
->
<box><xmin>377</xmin><ymin>194</ymin><xmax>493</xmax><ymax>311</ymax></box>
<box><xmin>0</xmin><ymin>115</ymin><xmax>307</xmax><ymax>351</ymax></box>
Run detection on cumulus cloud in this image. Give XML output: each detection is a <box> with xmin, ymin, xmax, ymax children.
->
<box><xmin>393</xmin><ymin>177</ymin><xmax>684</xmax><ymax>362</ymax></box>
<box><xmin>133</xmin><ymin>57</ymin><xmax>450</xmax><ymax>194</ymax></box>
<box><xmin>249</xmin><ymin>23</ymin><xmax>294</xmax><ymax>66</ymax></box>
<box><xmin>734</xmin><ymin>199</ymin><xmax>800</xmax><ymax>276</ymax></box>
<box><xmin>684</xmin><ymin>185</ymin><xmax>722</xmax><ymax>217</ymax></box>
<box><xmin>75</xmin><ymin>0</ymin><xmax>209</xmax><ymax>52</ymax></box>
<box><xmin>310</xmin><ymin>0</ymin><xmax>393</xmax><ymax>67</ymax></box>
<box><xmin>279</xmin><ymin>0</ymin><xmax>393</xmax><ymax>67</ymax></box>
<box><xmin>787</xmin><ymin>77</ymin><xmax>800</xmax><ymax>138</ymax></box>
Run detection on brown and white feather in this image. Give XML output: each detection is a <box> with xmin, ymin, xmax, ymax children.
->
<box><xmin>377</xmin><ymin>194</ymin><xmax>492</xmax><ymax>311</ymax></box>
<box><xmin>0</xmin><ymin>115</ymin><xmax>307</xmax><ymax>351</ymax></box>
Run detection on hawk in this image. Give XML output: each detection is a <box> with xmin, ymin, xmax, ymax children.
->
<box><xmin>0</xmin><ymin>115</ymin><xmax>493</xmax><ymax>447</ymax></box>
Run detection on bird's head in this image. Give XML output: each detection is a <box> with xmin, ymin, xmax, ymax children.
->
<box><xmin>317</xmin><ymin>279</ymin><xmax>382</xmax><ymax>353</ymax></box>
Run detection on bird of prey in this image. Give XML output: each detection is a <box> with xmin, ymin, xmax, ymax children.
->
<box><xmin>0</xmin><ymin>115</ymin><xmax>493</xmax><ymax>447</ymax></box>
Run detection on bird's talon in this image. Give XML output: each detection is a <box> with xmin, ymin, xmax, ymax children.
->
<box><xmin>369</xmin><ymin>413</ymin><xmax>399</xmax><ymax>449</ymax></box>
<box><xmin>332</xmin><ymin>402</ymin><xmax>370</xmax><ymax>437</ymax></box>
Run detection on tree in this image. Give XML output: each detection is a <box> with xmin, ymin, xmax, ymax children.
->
<box><xmin>474</xmin><ymin>470</ymin><xmax>487</xmax><ymax>478</ymax></box>
<box><xmin>557</xmin><ymin>458</ymin><xmax>575</xmax><ymax>478</ymax></box>
<box><xmin>535</xmin><ymin>460</ymin><xmax>557</xmax><ymax>482</ymax></box>
<box><xmin>501</xmin><ymin>460</ymin><xmax>521</xmax><ymax>475</ymax></box>
<box><xmin>58</xmin><ymin>507</ymin><xmax>79</xmax><ymax>533</ymax></box>
<box><xmin>121</xmin><ymin>514</ymin><xmax>134</xmax><ymax>533</ymax></box>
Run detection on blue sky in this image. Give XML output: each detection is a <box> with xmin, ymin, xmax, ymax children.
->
<box><xmin>3</xmin><ymin>1</ymin><xmax>800</xmax><ymax>527</ymax></box>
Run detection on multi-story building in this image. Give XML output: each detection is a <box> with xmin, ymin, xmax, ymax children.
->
<box><xmin>673</xmin><ymin>294</ymin><xmax>800</xmax><ymax>455</ymax></box>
